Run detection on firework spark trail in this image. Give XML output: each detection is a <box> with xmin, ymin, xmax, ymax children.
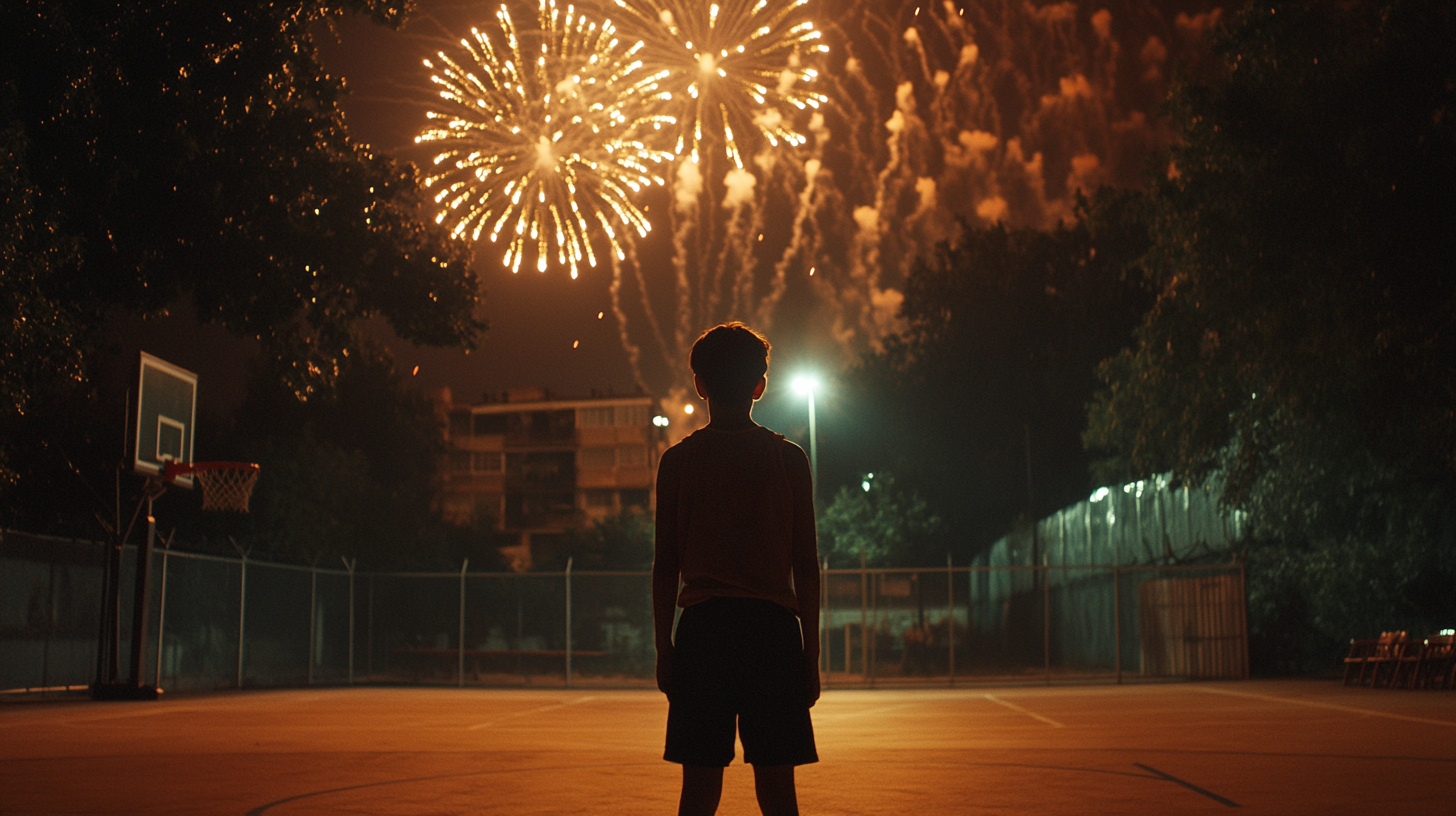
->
<box><xmin>586</xmin><ymin>0</ymin><xmax>829</xmax><ymax>390</ymax></box>
<box><xmin>608</xmin><ymin>246</ymin><xmax>649</xmax><ymax>392</ymax></box>
<box><xmin>670</xmin><ymin>159</ymin><xmax>701</xmax><ymax>369</ymax></box>
<box><xmin>779</xmin><ymin>0</ymin><xmax>1198</xmax><ymax>364</ymax></box>
<box><xmin>757</xmin><ymin>156</ymin><xmax>818</xmax><ymax>330</ymax></box>
<box><xmin>606</xmin><ymin>0</ymin><xmax>829</xmax><ymax>166</ymax></box>
<box><xmin>430</xmin><ymin>0</ymin><xmax>1207</xmax><ymax>396</ymax></box>
<box><xmin>715</xmin><ymin>164</ymin><xmax>758</xmax><ymax>320</ymax></box>
<box><xmin>418</xmin><ymin>0</ymin><xmax>673</xmax><ymax>279</ymax></box>
<box><xmin>625</xmin><ymin>235</ymin><xmax>678</xmax><ymax>383</ymax></box>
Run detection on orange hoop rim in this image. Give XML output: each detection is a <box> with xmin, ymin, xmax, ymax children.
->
<box><xmin>163</xmin><ymin>461</ymin><xmax>260</xmax><ymax>481</ymax></box>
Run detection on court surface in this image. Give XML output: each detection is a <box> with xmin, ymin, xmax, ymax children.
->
<box><xmin>4</xmin><ymin>680</ymin><xmax>1453</xmax><ymax>814</ymax></box>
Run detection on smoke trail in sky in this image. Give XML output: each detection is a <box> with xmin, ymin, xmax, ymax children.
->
<box><xmin>591</xmin><ymin>0</ymin><xmax>1217</xmax><ymax>402</ymax></box>
<box><xmin>784</xmin><ymin>0</ymin><xmax>1218</xmax><ymax>360</ymax></box>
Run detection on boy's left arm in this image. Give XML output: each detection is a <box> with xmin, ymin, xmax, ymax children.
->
<box><xmin>787</xmin><ymin>444</ymin><xmax>821</xmax><ymax>706</ymax></box>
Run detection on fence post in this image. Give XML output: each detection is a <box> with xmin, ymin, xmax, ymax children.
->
<box><xmin>233</xmin><ymin>539</ymin><xmax>250</xmax><ymax>689</ymax></box>
<box><xmin>869</xmin><ymin>571</ymin><xmax>877</xmax><ymax>689</ymax></box>
<box><xmin>564</xmin><ymin>556</ymin><xmax>573</xmax><ymax>688</ymax></box>
<box><xmin>947</xmin><ymin>553</ymin><xmax>954</xmax><ymax>687</ymax></box>
<box><xmin>154</xmin><ymin>532</ymin><xmax>173</xmax><ymax>689</ymax></box>
<box><xmin>821</xmin><ymin>558</ymin><xmax>828</xmax><ymax>687</ymax></box>
<box><xmin>367</xmin><ymin>575</ymin><xmax>374</xmax><ymax>678</ymax></box>
<box><xmin>1043</xmin><ymin>560</ymin><xmax>1051</xmax><ymax>685</ymax></box>
<box><xmin>128</xmin><ymin>497</ymin><xmax>158</xmax><ymax>688</ymax></box>
<box><xmin>308</xmin><ymin>561</ymin><xmax>317</xmax><ymax>685</ymax></box>
<box><xmin>859</xmin><ymin>554</ymin><xmax>867</xmax><ymax>681</ymax></box>
<box><xmin>1239</xmin><ymin>562</ymin><xmax>1250</xmax><ymax>679</ymax></box>
<box><xmin>458</xmin><ymin>558</ymin><xmax>469</xmax><ymax>688</ymax></box>
<box><xmin>1113</xmin><ymin>565</ymin><xmax>1122</xmax><ymax>684</ymax></box>
<box><xmin>343</xmin><ymin>557</ymin><xmax>355</xmax><ymax>685</ymax></box>
<box><xmin>42</xmin><ymin>551</ymin><xmax>55</xmax><ymax>691</ymax></box>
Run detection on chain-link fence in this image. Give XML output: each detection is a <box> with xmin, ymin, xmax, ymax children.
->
<box><xmin>819</xmin><ymin>563</ymin><xmax>1246</xmax><ymax>687</ymax></box>
<box><xmin>4</xmin><ymin>543</ymin><xmax>1246</xmax><ymax>696</ymax></box>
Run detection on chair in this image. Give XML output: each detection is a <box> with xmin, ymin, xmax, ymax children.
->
<box><xmin>1391</xmin><ymin>635</ymin><xmax>1427</xmax><ymax>689</ymax></box>
<box><xmin>1361</xmin><ymin>631</ymin><xmax>1405</xmax><ymax>688</ymax></box>
<box><xmin>1343</xmin><ymin>638</ymin><xmax>1377</xmax><ymax>686</ymax></box>
<box><xmin>1414</xmin><ymin>634</ymin><xmax>1455</xmax><ymax>690</ymax></box>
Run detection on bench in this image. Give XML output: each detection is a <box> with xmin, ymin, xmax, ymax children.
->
<box><xmin>1342</xmin><ymin>638</ymin><xmax>1377</xmax><ymax>686</ymax></box>
<box><xmin>1344</xmin><ymin>632</ymin><xmax>1455</xmax><ymax>690</ymax></box>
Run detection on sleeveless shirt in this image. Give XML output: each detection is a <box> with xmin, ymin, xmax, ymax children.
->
<box><xmin>670</xmin><ymin>425</ymin><xmax>801</xmax><ymax>612</ymax></box>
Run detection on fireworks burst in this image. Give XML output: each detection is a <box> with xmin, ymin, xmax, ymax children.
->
<box><xmin>609</xmin><ymin>0</ymin><xmax>830</xmax><ymax>167</ymax></box>
<box><xmin>417</xmin><ymin>0</ymin><xmax>674</xmax><ymax>278</ymax></box>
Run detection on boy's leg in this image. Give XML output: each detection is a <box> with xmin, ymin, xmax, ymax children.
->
<box><xmin>752</xmin><ymin>765</ymin><xmax>798</xmax><ymax>816</ymax></box>
<box><xmin>679</xmin><ymin>765</ymin><xmax>724</xmax><ymax>816</ymax></box>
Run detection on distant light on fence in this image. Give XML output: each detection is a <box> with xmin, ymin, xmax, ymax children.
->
<box><xmin>652</xmin><ymin>415</ymin><xmax>669</xmax><ymax>427</ymax></box>
<box><xmin>684</xmin><ymin>404</ymin><xmax>694</xmax><ymax>415</ymax></box>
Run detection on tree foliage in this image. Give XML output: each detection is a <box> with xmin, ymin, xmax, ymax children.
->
<box><xmin>534</xmin><ymin>509</ymin><xmax>655</xmax><ymax>571</ymax></box>
<box><xmin>176</xmin><ymin>348</ymin><xmax>506</xmax><ymax>570</ymax></box>
<box><xmin>818</xmin><ymin>472</ymin><xmax>943</xmax><ymax>567</ymax></box>
<box><xmin>1084</xmin><ymin>0</ymin><xmax>1456</xmax><ymax>667</ymax></box>
<box><xmin>0</xmin><ymin>0</ymin><xmax>483</xmax><ymax>398</ymax></box>
<box><xmin>836</xmin><ymin>191</ymin><xmax>1153</xmax><ymax>558</ymax></box>
<box><xmin>0</xmin><ymin>125</ymin><xmax>87</xmax><ymax>493</ymax></box>
<box><xmin>0</xmin><ymin>0</ymin><xmax>486</xmax><ymax>521</ymax></box>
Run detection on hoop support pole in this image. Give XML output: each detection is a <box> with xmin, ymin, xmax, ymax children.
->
<box><xmin>125</xmin><ymin>490</ymin><xmax>160</xmax><ymax>698</ymax></box>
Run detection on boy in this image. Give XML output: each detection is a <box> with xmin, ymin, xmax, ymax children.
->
<box><xmin>653</xmin><ymin>323</ymin><xmax>821</xmax><ymax>816</ymax></box>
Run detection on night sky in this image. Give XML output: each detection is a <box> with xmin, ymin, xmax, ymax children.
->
<box><xmin>124</xmin><ymin>0</ymin><xmax>1220</xmax><ymax>438</ymax></box>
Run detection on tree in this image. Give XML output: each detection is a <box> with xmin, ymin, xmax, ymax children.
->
<box><xmin>175</xmin><ymin>347</ymin><xmax>507</xmax><ymax>571</ymax></box>
<box><xmin>534</xmin><ymin>509</ymin><xmax>655</xmax><ymax>571</ymax></box>
<box><xmin>0</xmin><ymin>123</ymin><xmax>84</xmax><ymax>491</ymax></box>
<box><xmin>1</xmin><ymin>0</ymin><xmax>482</xmax><ymax>395</ymax></box>
<box><xmin>1</xmin><ymin>0</ymin><xmax>485</xmax><ymax>523</ymax></box>
<box><xmin>818</xmin><ymin>471</ymin><xmax>943</xmax><ymax>567</ymax></box>
<box><xmin>835</xmin><ymin>190</ymin><xmax>1152</xmax><ymax>558</ymax></box>
<box><xmin>1084</xmin><ymin>0</ymin><xmax>1456</xmax><ymax>669</ymax></box>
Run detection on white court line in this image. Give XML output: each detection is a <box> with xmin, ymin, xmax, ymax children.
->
<box><xmin>466</xmin><ymin>695</ymin><xmax>599</xmax><ymax>730</ymax></box>
<box><xmin>983</xmin><ymin>694</ymin><xmax>1064</xmax><ymax>728</ymax></box>
<box><xmin>817</xmin><ymin>702</ymin><xmax>924</xmax><ymax>720</ymax></box>
<box><xmin>1196</xmin><ymin>686</ymin><xmax>1456</xmax><ymax>728</ymax></box>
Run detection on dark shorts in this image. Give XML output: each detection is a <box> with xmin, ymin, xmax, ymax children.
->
<box><xmin>664</xmin><ymin>596</ymin><xmax>818</xmax><ymax>767</ymax></box>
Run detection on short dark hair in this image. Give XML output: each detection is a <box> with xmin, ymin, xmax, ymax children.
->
<box><xmin>690</xmin><ymin>322</ymin><xmax>771</xmax><ymax>404</ymax></box>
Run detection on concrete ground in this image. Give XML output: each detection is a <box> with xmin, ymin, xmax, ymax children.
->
<box><xmin>3</xmin><ymin>680</ymin><xmax>1454</xmax><ymax>814</ymax></box>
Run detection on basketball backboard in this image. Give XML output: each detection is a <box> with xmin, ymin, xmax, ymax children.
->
<box><xmin>134</xmin><ymin>352</ymin><xmax>197</xmax><ymax>488</ymax></box>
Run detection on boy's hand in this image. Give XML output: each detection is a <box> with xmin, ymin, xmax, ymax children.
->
<box><xmin>656</xmin><ymin>646</ymin><xmax>673</xmax><ymax>696</ymax></box>
<box><xmin>804</xmin><ymin>654</ymin><xmax>821</xmax><ymax>707</ymax></box>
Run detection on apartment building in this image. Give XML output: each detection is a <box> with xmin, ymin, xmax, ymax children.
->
<box><xmin>438</xmin><ymin>389</ymin><xmax>663</xmax><ymax>548</ymax></box>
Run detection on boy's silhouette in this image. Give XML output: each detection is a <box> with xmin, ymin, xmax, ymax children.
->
<box><xmin>653</xmin><ymin>323</ymin><xmax>821</xmax><ymax>816</ymax></box>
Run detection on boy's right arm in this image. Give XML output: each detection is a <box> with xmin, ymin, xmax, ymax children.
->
<box><xmin>651</xmin><ymin>446</ymin><xmax>682</xmax><ymax>695</ymax></box>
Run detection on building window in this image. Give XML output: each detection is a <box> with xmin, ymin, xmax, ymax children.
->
<box><xmin>580</xmin><ymin>447</ymin><xmax>616</xmax><ymax>468</ymax></box>
<box><xmin>616</xmin><ymin>445</ymin><xmax>647</xmax><ymax>468</ymax></box>
<box><xmin>473</xmin><ymin>413</ymin><xmax>509</xmax><ymax>435</ymax></box>
<box><xmin>585</xmin><ymin>489</ymin><xmax>615</xmax><ymax>510</ymax></box>
<box><xmin>577</xmin><ymin>406</ymin><xmax>614</xmax><ymax>427</ymax></box>
<box><xmin>472</xmin><ymin>452</ymin><xmax>503</xmax><ymax>473</ymax></box>
<box><xmin>508</xmin><ymin>451</ymin><xmax>575</xmax><ymax>486</ymax></box>
<box><xmin>615</xmin><ymin>404</ymin><xmax>649</xmax><ymax>426</ymax></box>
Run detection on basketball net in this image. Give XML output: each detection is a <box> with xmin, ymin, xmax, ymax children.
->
<box><xmin>164</xmin><ymin>462</ymin><xmax>260</xmax><ymax>513</ymax></box>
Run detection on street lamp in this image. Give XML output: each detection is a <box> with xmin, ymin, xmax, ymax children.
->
<box><xmin>791</xmin><ymin>376</ymin><xmax>819</xmax><ymax>498</ymax></box>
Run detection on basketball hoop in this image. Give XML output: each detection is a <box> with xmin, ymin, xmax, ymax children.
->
<box><xmin>163</xmin><ymin>462</ymin><xmax>260</xmax><ymax>513</ymax></box>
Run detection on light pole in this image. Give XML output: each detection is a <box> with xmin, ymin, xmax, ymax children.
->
<box><xmin>791</xmin><ymin>376</ymin><xmax>819</xmax><ymax>504</ymax></box>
